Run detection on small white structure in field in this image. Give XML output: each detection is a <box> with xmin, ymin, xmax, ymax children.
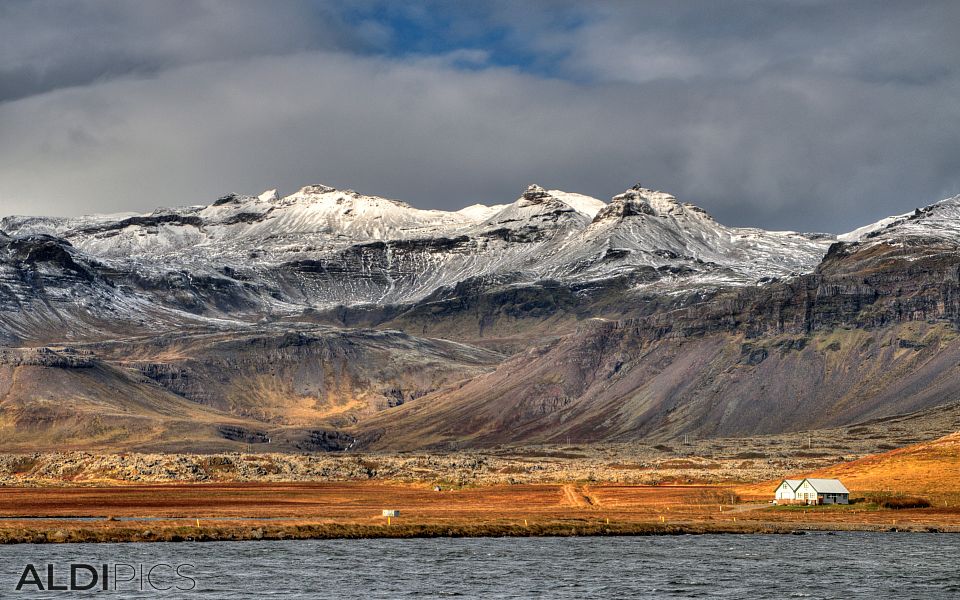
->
<box><xmin>382</xmin><ymin>509</ymin><xmax>400</xmax><ymax>517</ymax></box>
<box><xmin>774</xmin><ymin>479</ymin><xmax>803</xmax><ymax>503</ymax></box>
<box><xmin>775</xmin><ymin>478</ymin><xmax>849</xmax><ymax>505</ymax></box>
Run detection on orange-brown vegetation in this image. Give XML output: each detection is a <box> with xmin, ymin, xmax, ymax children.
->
<box><xmin>808</xmin><ymin>432</ymin><xmax>960</xmax><ymax>496</ymax></box>
<box><xmin>867</xmin><ymin>494</ymin><xmax>931</xmax><ymax>510</ymax></box>
<box><xmin>0</xmin><ymin>430</ymin><xmax>958</xmax><ymax>543</ymax></box>
<box><xmin>736</xmin><ymin>431</ymin><xmax>960</xmax><ymax>513</ymax></box>
<box><xmin>0</xmin><ymin>477</ymin><xmax>957</xmax><ymax>544</ymax></box>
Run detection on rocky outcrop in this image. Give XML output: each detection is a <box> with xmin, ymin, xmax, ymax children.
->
<box><xmin>0</xmin><ymin>347</ymin><xmax>95</xmax><ymax>368</ymax></box>
<box><xmin>592</xmin><ymin>185</ymin><xmax>659</xmax><ymax>221</ymax></box>
<box><xmin>616</xmin><ymin>239</ymin><xmax>960</xmax><ymax>342</ymax></box>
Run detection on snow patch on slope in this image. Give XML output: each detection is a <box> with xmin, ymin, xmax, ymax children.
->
<box><xmin>546</xmin><ymin>190</ymin><xmax>606</xmax><ymax>218</ymax></box>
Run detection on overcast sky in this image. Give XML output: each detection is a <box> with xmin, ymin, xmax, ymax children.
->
<box><xmin>1</xmin><ymin>1</ymin><xmax>958</xmax><ymax>232</ymax></box>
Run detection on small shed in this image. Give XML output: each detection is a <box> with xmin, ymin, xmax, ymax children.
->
<box><xmin>774</xmin><ymin>479</ymin><xmax>803</xmax><ymax>503</ymax></box>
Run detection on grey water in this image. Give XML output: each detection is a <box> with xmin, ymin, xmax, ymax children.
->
<box><xmin>0</xmin><ymin>533</ymin><xmax>957</xmax><ymax>599</ymax></box>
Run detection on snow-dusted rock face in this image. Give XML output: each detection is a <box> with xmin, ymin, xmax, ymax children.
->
<box><xmin>839</xmin><ymin>195</ymin><xmax>960</xmax><ymax>245</ymax></box>
<box><xmin>539</xmin><ymin>184</ymin><xmax>833</xmax><ymax>288</ymax></box>
<box><xmin>0</xmin><ymin>182</ymin><xmax>835</xmax><ymax>321</ymax></box>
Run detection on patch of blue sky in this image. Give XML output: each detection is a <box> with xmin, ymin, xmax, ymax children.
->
<box><xmin>336</xmin><ymin>2</ymin><xmax>583</xmax><ymax>78</ymax></box>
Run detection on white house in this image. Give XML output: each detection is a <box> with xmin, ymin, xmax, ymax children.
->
<box><xmin>774</xmin><ymin>479</ymin><xmax>803</xmax><ymax>503</ymax></box>
<box><xmin>775</xmin><ymin>478</ymin><xmax>849</xmax><ymax>505</ymax></box>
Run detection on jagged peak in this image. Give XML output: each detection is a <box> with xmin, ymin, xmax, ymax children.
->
<box><xmin>616</xmin><ymin>185</ymin><xmax>680</xmax><ymax>207</ymax></box>
<box><xmin>284</xmin><ymin>185</ymin><xmax>417</xmax><ymax>212</ymax></box>
<box><xmin>592</xmin><ymin>195</ymin><xmax>655</xmax><ymax>222</ymax></box>
<box><xmin>512</xmin><ymin>185</ymin><xmax>606</xmax><ymax>220</ymax></box>
<box><xmin>592</xmin><ymin>185</ymin><xmax>669</xmax><ymax>222</ymax></box>
<box><xmin>519</xmin><ymin>184</ymin><xmax>552</xmax><ymax>205</ymax></box>
<box><xmin>594</xmin><ymin>184</ymin><xmax>715</xmax><ymax>223</ymax></box>
<box><xmin>590</xmin><ymin>184</ymin><xmax>722</xmax><ymax>226</ymax></box>
<box><xmin>211</xmin><ymin>193</ymin><xmax>249</xmax><ymax>206</ymax></box>
<box><xmin>258</xmin><ymin>189</ymin><xmax>279</xmax><ymax>202</ymax></box>
<box><xmin>294</xmin><ymin>184</ymin><xmax>338</xmax><ymax>196</ymax></box>
<box><xmin>480</xmin><ymin>186</ymin><xmax>586</xmax><ymax>229</ymax></box>
<box><xmin>210</xmin><ymin>189</ymin><xmax>278</xmax><ymax>208</ymax></box>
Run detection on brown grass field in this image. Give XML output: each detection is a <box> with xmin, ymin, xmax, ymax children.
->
<box><xmin>808</xmin><ymin>432</ymin><xmax>960</xmax><ymax>495</ymax></box>
<box><xmin>0</xmin><ymin>431</ymin><xmax>958</xmax><ymax>543</ymax></box>
<box><xmin>0</xmin><ymin>478</ymin><xmax>958</xmax><ymax>543</ymax></box>
<box><xmin>736</xmin><ymin>431</ymin><xmax>960</xmax><ymax>503</ymax></box>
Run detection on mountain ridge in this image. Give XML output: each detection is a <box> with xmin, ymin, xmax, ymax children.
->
<box><xmin>0</xmin><ymin>182</ymin><xmax>834</xmax><ymax>327</ymax></box>
<box><xmin>2</xmin><ymin>180</ymin><xmax>960</xmax><ymax>452</ymax></box>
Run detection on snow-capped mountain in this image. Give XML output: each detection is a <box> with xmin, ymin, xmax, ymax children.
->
<box><xmin>7</xmin><ymin>181</ymin><xmax>960</xmax><ymax>452</ymax></box>
<box><xmin>0</xmin><ymin>182</ymin><xmax>834</xmax><ymax>323</ymax></box>
<box><xmin>838</xmin><ymin>195</ymin><xmax>960</xmax><ymax>245</ymax></box>
<box><xmin>534</xmin><ymin>185</ymin><xmax>831</xmax><ymax>288</ymax></box>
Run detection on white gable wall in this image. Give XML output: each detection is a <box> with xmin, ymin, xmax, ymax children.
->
<box><xmin>774</xmin><ymin>481</ymin><xmax>799</xmax><ymax>500</ymax></box>
<box><xmin>796</xmin><ymin>480</ymin><xmax>817</xmax><ymax>503</ymax></box>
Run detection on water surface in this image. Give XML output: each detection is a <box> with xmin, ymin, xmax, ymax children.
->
<box><xmin>0</xmin><ymin>533</ymin><xmax>956</xmax><ymax>598</ymax></box>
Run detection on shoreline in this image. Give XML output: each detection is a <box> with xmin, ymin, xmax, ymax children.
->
<box><xmin>2</xmin><ymin>520</ymin><xmax>957</xmax><ymax>545</ymax></box>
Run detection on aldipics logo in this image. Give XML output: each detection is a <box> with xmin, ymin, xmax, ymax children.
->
<box><xmin>14</xmin><ymin>563</ymin><xmax>196</xmax><ymax>592</ymax></box>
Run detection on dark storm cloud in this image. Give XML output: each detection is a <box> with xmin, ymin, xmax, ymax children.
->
<box><xmin>0</xmin><ymin>1</ymin><xmax>958</xmax><ymax>233</ymax></box>
<box><xmin>0</xmin><ymin>0</ymin><xmax>367</xmax><ymax>102</ymax></box>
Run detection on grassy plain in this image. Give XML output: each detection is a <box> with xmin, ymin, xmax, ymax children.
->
<box><xmin>1</xmin><ymin>431</ymin><xmax>958</xmax><ymax>543</ymax></box>
<box><xmin>0</xmin><ymin>479</ymin><xmax>956</xmax><ymax>543</ymax></box>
